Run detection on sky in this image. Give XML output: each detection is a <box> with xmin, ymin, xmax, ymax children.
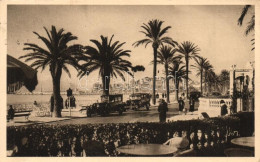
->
<box><xmin>7</xmin><ymin>5</ymin><xmax>255</xmax><ymax>92</ymax></box>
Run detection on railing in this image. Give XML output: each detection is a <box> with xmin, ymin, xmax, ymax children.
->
<box><xmin>7</xmin><ymin>114</ymin><xmax>249</xmax><ymax>157</ymax></box>
<box><xmin>198</xmin><ymin>97</ymin><xmax>232</xmax><ymax>117</ymax></box>
<box><xmin>7</xmin><ymin>102</ymin><xmax>51</xmax><ymax>117</ymax></box>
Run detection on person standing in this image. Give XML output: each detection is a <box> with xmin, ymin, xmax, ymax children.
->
<box><xmin>189</xmin><ymin>97</ymin><xmax>195</xmax><ymax>114</ymax></box>
<box><xmin>8</xmin><ymin>105</ymin><xmax>15</xmax><ymax>122</ymax></box>
<box><xmin>158</xmin><ymin>99</ymin><xmax>168</xmax><ymax>122</ymax></box>
<box><xmin>178</xmin><ymin>97</ymin><xmax>185</xmax><ymax>115</ymax></box>
<box><xmin>156</xmin><ymin>93</ymin><xmax>159</xmax><ymax>99</ymax></box>
<box><xmin>220</xmin><ymin>100</ymin><xmax>228</xmax><ymax>116</ymax></box>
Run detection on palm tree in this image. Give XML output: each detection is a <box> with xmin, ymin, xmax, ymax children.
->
<box><xmin>169</xmin><ymin>59</ymin><xmax>186</xmax><ymax>101</ymax></box>
<box><xmin>78</xmin><ymin>35</ymin><xmax>132</xmax><ymax>95</ymax></box>
<box><xmin>191</xmin><ymin>57</ymin><xmax>212</xmax><ymax>95</ymax></box>
<box><xmin>205</xmin><ymin>69</ymin><xmax>219</xmax><ymax>94</ymax></box>
<box><xmin>133</xmin><ymin>19</ymin><xmax>178</xmax><ymax>104</ymax></box>
<box><xmin>154</xmin><ymin>45</ymin><xmax>180</xmax><ymax>103</ymax></box>
<box><xmin>177</xmin><ymin>41</ymin><xmax>200</xmax><ymax>99</ymax></box>
<box><xmin>219</xmin><ymin>69</ymin><xmax>230</xmax><ymax>94</ymax></box>
<box><xmin>20</xmin><ymin>26</ymin><xmax>83</xmax><ymax>117</ymax></box>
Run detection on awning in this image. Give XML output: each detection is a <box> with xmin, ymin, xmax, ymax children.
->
<box><xmin>7</xmin><ymin>54</ymin><xmax>38</xmax><ymax>92</ymax></box>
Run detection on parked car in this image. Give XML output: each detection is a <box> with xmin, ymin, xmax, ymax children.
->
<box><xmin>82</xmin><ymin>94</ymin><xmax>126</xmax><ymax>117</ymax></box>
<box><xmin>125</xmin><ymin>93</ymin><xmax>151</xmax><ymax>110</ymax></box>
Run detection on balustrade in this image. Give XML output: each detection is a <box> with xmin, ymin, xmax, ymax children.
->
<box><xmin>7</xmin><ymin>102</ymin><xmax>51</xmax><ymax>117</ymax></box>
<box><xmin>199</xmin><ymin>97</ymin><xmax>232</xmax><ymax>117</ymax></box>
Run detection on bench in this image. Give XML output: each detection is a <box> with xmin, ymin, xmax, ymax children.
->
<box><xmin>13</xmin><ymin>111</ymin><xmax>31</xmax><ymax>120</ymax></box>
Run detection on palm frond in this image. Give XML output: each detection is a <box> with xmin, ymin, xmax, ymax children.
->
<box><xmin>33</xmin><ymin>31</ymin><xmax>53</xmax><ymax>54</ymax></box>
<box><xmin>245</xmin><ymin>15</ymin><xmax>255</xmax><ymax>35</ymax></box>
<box><xmin>23</xmin><ymin>43</ymin><xmax>52</xmax><ymax>57</ymax></box>
<box><xmin>159</xmin><ymin>26</ymin><xmax>171</xmax><ymax>37</ymax></box>
<box><xmin>160</xmin><ymin>37</ymin><xmax>178</xmax><ymax>47</ymax></box>
<box><xmin>132</xmin><ymin>39</ymin><xmax>152</xmax><ymax>47</ymax></box>
<box><xmin>62</xmin><ymin>64</ymin><xmax>71</xmax><ymax>78</ymax></box>
<box><xmin>238</xmin><ymin>5</ymin><xmax>252</xmax><ymax>26</ymax></box>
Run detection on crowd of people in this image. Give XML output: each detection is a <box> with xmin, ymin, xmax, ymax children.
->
<box><xmin>7</xmin><ymin>123</ymin><xmax>173</xmax><ymax>156</ymax></box>
<box><xmin>7</xmin><ymin>115</ymin><xmax>241</xmax><ymax>157</ymax></box>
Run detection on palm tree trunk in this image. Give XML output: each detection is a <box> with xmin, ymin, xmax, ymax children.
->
<box><xmin>186</xmin><ymin>57</ymin><xmax>189</xmax><ymax>99</ymax></box>
<box><xmin>51</xmin><ymin>65</ymin><xmax>62</xmax><ymax>118</ymax></box>
<box><xmin>152</xmin><ymin>46</ymin><xmax>158</xmax><ymax>105</ymax></box>
<box><xmin>102</xmin><ymin>70</ymin><xmax>110</xmax><ymax>95</ymax></box>
<box><xmin>175</xmin><ymin>79</ymin><xmax>179</xmax><ymax>101</ymax></box>
<box><xmin>165</xmin><ymin>64</ymin><xmax>170</xmax><ymax>103</ymax></box>
<box><xmin>200</xmin><ymin>70</ymin><xmax>203</xmax><ymax>94</ymax></box>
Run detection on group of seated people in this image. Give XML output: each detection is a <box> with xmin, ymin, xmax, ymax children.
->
<box><xmin>7</xmin><ymin>123</ymin><xmax>194</xmax><ymax>157</ymax></box>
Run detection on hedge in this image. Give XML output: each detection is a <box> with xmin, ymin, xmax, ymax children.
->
<box><xmin>7</xmin><ymin>112</ymin><xmax>253</xmax><ymax>156</ymax></box>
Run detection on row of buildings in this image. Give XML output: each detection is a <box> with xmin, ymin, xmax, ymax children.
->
<box><xmin>91</xmin><ymin>77</ymin><xmax>191</xmax><ymax>94</ymax></box>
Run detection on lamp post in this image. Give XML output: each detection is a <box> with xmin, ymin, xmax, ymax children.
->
<box><xmin>250</xmin><ymin>61</ymin><xmax>255</xmax><ymax>111</ymax></box>
<box><xmin>231</xmin><ymin>65</ymin><xmax>237</xmax><ymax>113</ymax></box>
<box><xmin>239</xmin><ymin>74</ymin><xmax>244</xmax><ymax>112</ymax></box>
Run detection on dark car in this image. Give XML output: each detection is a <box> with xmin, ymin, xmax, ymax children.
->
<box><xmin>83</xmin><ymin>94</ymin><xmax>126</xmax><ymax>117</ymax></box>
<box><xmin>125</xmin><ymin>93</ymin><xmax>151</xmax><ymax>110</ymax></box>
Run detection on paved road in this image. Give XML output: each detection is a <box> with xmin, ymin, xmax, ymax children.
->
<box><xmin>53</xmin><ymin>101</ymin><xmax>199</xmax><ymax>125</ymax></box>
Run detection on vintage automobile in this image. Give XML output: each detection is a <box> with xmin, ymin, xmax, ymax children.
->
<box><xmin>83</xmin><ymin>94</ymin><xmax>126</xmax><ymax>117</ymax></box>
<box><xmin>125</xmin><ymin>93</ymin><xmax>151</xmax><ymax>110</ymax></box>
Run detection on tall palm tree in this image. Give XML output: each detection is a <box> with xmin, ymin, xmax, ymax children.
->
<box><xmin>133</xmin><ymin>19</ymin><xmax>178</xmax><ymax>104</ymax></box>
<box><xmin>78</xmin><ymin>35</ymin><xmax>132</xmax><ymax>95</ymax></box>
<box><xmin>177</xmin><ymin>41</ymin><xmax>200</xmax><ymax>99</ymax></box>
<box><xmin>205</xmin><ymin>69</ymin><xmax>218</xmax><ymax>94</ymax></box>
<box><xmin>154</xmin><ymin>45</ymin><xmax>180</xmax><ymax>103</ymax></box>
<box><xmin>169</xmin><ymin>59</ymin><xmax>186</xmax><ymax>101</ymax></box>
<box><xmin>191</xmin><ymin>57</ymin><xmax>212</xmax><ymax>95</ymax></box>
<box><xmin>219</xmin><ymin>69</ymin><xmax>230</xmax><ymax>94</ymax></box>
<box><xmin>20</xmin><ymin>26</ymin><xmax>83</xmax><ymax>117</ymax></box>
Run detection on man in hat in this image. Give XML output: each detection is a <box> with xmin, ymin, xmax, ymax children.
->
<box><xmin>220</xmin><ymin>100</ymin><xmax>228</xmax><ymax>116</ymax></box>
<box><xmin>178</xmin><ymin>97</ymin><xmax>185</xmax><ymax>115</ymax></box>
<box><xmin>158</xmin><ymin>99</ymin><xmax>168</xmax><ymax>122</ymax></box>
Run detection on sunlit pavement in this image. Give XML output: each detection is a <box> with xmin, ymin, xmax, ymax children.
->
<box><xmin>7</xmin><ymin>101</ymin><xmax>199</xmax><ymax>126</ymax></box>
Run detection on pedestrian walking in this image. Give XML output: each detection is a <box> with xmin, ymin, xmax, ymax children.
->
<box><xmin>178</xmin><ymin>97</ymin><xmax>185</xmax><ymax>115</ymax></box>
<box><xmin>220</xmin><ymin>100</ymin><xmax>228</xmax><ymax>116</ymax></box>
<box><xmin>158</xmin><ymin>99</ymin><xmax>168</xmax><ymax>122</ymax></box>
<box><xmin>156</xmin><ymin>93</ymin><xmax>159</xmax><ymax>99</ymax></box>
<box><xmin>189</xmin><ymin>97</ymin><xmax>195</xmax><ymax>114</ymax></box>
<box><xmin>181</xmin><ymin>93</ymin><xmax>185</xmax><ymax>100</ymax></box>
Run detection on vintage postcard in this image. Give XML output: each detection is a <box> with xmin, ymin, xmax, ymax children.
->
<box><xmin>0</xmin><ymin>0</ymin><xmax>259</xmax><ymax>162</ymax></box>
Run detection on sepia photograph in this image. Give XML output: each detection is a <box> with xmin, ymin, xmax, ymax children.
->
<box><xmin>2</xmin><ymin>2</ymin><xmax>257</xmax><ymax>159</ymax></box>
